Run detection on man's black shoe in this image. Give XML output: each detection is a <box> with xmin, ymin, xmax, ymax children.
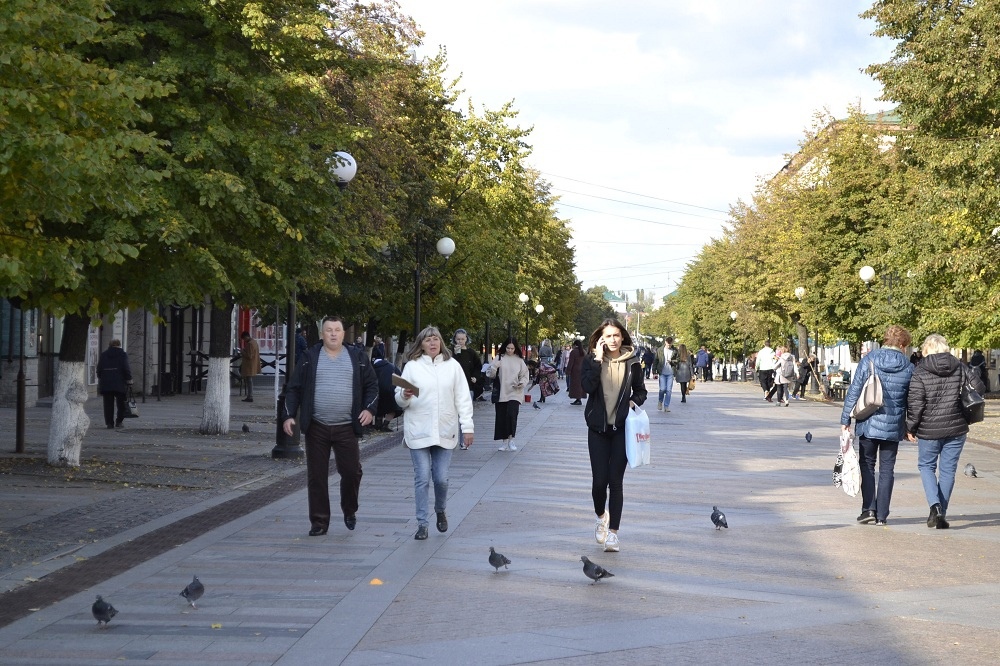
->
<box><xmin>928</xmin><ymin>504</ymin><xmax>942</xmax><ymax>528</ymax></box>
<box><xmin>436</xmin><ymin>512</ymin><xmax>448</xmax><ymax>533</ymax></box>
<box><xmin>414</xmin><ymin>525</ymin><xmax>428</xmax><ymax>540</ymax></box>
<box><xmin>308</xmin><ymin>527</ymin><xmax>327</xmax><ymax>536</ymax></box>
<box><xmin>857</xmin><ymin>510</ymin><xmax>876</xmax><ymax>524</ymax></box>
<box><xmin>344</xmin><ymin>514</ymin><xmax>357</xmax><ymax>530</ymax></box>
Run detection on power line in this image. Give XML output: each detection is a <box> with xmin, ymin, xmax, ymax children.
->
<box><xmin>576</xmin><ymin>257</ymin><xmax>698</xmax><ymax>275</ymax></box>
<box><xmin>558</xmin><ymin>203</ymin><xmax>724</xmax><ymax>229</ymax></box>
<box><xmin>554</xmin><ymin>187</ymin><xmax>731</xmax><ymax>219</ymax></box>
<box><xmin>543</xmin><ymin>171</ymin><xmax>730</xmax><ymax>213</ymax></box>
<box><xmin>573</xmin><ymin>240</ymin><xmax>706</xmax><ymax>246</ymax></box>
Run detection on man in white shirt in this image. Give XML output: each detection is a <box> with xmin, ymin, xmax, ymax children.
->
<box><xmin>755</xmin><ymin>340</ymin><xmax>777</xmax><ymax>401</ymax></box>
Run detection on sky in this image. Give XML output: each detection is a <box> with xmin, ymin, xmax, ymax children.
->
<box><xmin>395</xmin><ymin>0</ymin><xmax>897</xmax><ymax>307</ymax></box>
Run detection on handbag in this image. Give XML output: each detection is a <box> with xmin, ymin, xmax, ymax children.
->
<box><xmin>688</xmin><ymin>376</ymin><xmax>696</xmax><ymax>392</ymax></box>
<box><xmin>490</xmin><ymin>368</ymin><xmax>501</xmax><ymax>404</ymax></box>
<box><xmin>850</xmin><ymin>360</ymin><xmax>883</xmax><ymax>420</ymax></box>
<box><xmin>625</xmin><ymin>406</ymin><xmax>651</xmax><ymax>469</ymax></box>
<box><xmin>124</xmin><ymin>387</ymin><xmax>140</xmax><ymax>418</ymax></box>
<box><xmin>833</xmin><ymin>429</ymin><xmax>860</xmax><ymax>497</ymax></box>
<box><xmin>961</xmin><ymin>366</ymin><xmax>986</xmax><ymax>424</ymax></box>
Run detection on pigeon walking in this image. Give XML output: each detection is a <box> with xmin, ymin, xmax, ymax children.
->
<box><xmin>92</xmin><ymin>595</ymin><xmax>118</xmax><ymax>627</ymax></box>
<box><xmin>965</xmin><ymin>463</ymin><xmax>978</xmax><ymax>478</ymax></box>
<box><xmin>805</xmin><ymin>432</ymin><xmax>812</xmax><ymax>443</ymax></box>
<box><xmin>489</xmin><ymin>546</ymin><xmax>511</xmax><ymax>573</ymax></box>
<box><xmin>180</xmin><ymin>575</ymin><xmax>204</xmax><ymax>608</ymax></box>
<box><xmin>242</xmin><ymin>423</ymin><xmax>250</xmax><ymax>433</ymax></box>
<box><xmin>533</xmin><ymin>402</ymin><xmax>541</xmax><ymax>410</ymax></box>
<box><xmin>711</xmin><ymin>506</ymin><xmax>728</xmax><ymax>530</ymax></box>
<box><xmin>581</xmin><ymin>556</ymin><xmax>614</xmax><ymax>584</ymax></box>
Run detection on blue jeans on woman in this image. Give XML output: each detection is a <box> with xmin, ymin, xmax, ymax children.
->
<box><xmin>858</xmin><ymin>436</ymin><xmax>898</xmax><ymax>522</ymax></box>
<box><xmin>917</xmin><ymin>435</ymin><xmax>967</xmax><ymax>514</ymax></box>
<box><xmin>658</xmin><ymin>373</ymin><xmax>674</xmax><ymax>408</ymax></box>
<box><xmin>409</xmin><ymin>445</ymin><xmax>453</xmax><ymax>527</ymax></box>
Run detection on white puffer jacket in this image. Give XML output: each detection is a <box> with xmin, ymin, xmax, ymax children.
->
<box><xmin>395</xmin><ymin>354</ymin><xmax>474</xmax><ymax>450</ymax></box>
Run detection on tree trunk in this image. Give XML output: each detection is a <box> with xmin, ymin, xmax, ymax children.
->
<box><xmin>48</xmin><ymin>313</ymin><xmax>90</xmax><ymax>467</ymax></box>
<box><xmin>796</xmin><ymin>320</ymin><xmax>808</xmax><ymax>359</ymax></box>
<box><xmin>200</xmin><ymin>299</ymin><xmax>233</xmax><ymax>435</ymax></box>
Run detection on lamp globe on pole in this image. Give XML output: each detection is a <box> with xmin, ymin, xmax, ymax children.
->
<box><xmin>859</xmin><ymin>265</ymin><xmax>875</xmax><ymax>284</ymax></box>
<box><xmin>329</xmin><ymin>151</ymin><xmax>357</xmax><ymax>189</ymax></box>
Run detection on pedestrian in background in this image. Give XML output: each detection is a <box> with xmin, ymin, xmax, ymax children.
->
<box><xmin>674</xmin><ymin>344</ymin><xmax>693</xmax><ymax>403</ymax></box>
<box><xmin>295</xmin><ymin>327</ymin><xmax>309</xmax><ymax>369</ymax></box>
<box><xmin>581</xmin><ymin>318</ymin><xmax>648</xmax><ymax>553</ymax></box>
<box><xmin>770</xmin><ymin>346</ymin><xmax>795</xmax><ymax>406</ymax></box>
<box><xmin>451</xmin><ymin>328</ymin><xmax>483</xmax><ymax>402</ymax></box>
<box><xmin>97</xmin><ymin>339</ymin><xmax>133</xmax><ymax>429</ymax></box>
<box><xmin>395</xmin><ymin>326</ymin><xmax>474</xmax><ymax>540</ymax></box>
<box><xmin>487</xmin><ymin>338</ymin><xmax>529</xmax><ymax>451</ymax></box>
<box><xmin>653</xmin><ymin>337</ymin><xmax>675</xmax><ymax>412</ymax></box>
<box><xmin>283</xmin><ymin>316</ymin><xmax>378</xmax><ymax>537</ymax></box>
<box><xmin>567</xmin><ymin>338</ymin><xmax>586</xmax><ymax>405</ymax></box>
<box><xmin>239</xmin><ymin>331</ymin><xmax>261</xmax><ymax>403</ymax></box>
<box><xmin>840</xmin><ymin>325</ymin><xmax>913</xmax><ymax>526</ymax></box>
<box><xmin>755</xmin><ymin>340</ymin><xmax>776</xmax><ymax>400</ymax></box>
<box><xmin>792</xmin><ymin>355</ymin><xmax>814</xmax><ymax>400</ymax></box>
<box><xmin>695</xmin><ymin>345</ymin><xmax>710</xmax><ymax>381</ymax></box>
<box><xmin>371</xmin><ymin>357</ymin><xmax>401</xmax><ymax>431</ymax></box>
<box><xmin>906</xmin><ymin>333</ymin><xmax>985</xmax><ymax>529</ymax></box>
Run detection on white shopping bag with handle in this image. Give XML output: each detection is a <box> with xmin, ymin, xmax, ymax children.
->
<box><xmin>625</xmin><ymin>406</ymin><xmax>651</xmax><ymax>469</ymax></box>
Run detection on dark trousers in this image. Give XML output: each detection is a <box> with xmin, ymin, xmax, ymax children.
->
<box><xmin>304</xmin><ymin>422</ymin><xmax>363</xmax><ymax>531</ymax></box>
<box><xmin>758</xmin><ymin>369</ymin><xmax>774</xmax><ymax>395</ymax></box>
<box><xmin>588</xmin><ymin>427</ymin><xmax>628</xmax><ymax>530</ymax></box>
<box><xmin>859</xmin><ymin>436</ymin><xmax>899</xmax><ymax>521</ymax></box>
<box><xmin>679</xmin><ymin>381</ymin><xmax>689</xmax><ymax>401</ymax></box>
<box><xmin>102</xmin><ymin>392</ymin><xmax>126</xmax><ymax>426</ymax></box>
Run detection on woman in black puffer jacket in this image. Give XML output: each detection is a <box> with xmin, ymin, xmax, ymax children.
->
<box><xmin>906</xmin><ymin>334</ymin><xmax>986</xmax><ymax>529</ymax></box>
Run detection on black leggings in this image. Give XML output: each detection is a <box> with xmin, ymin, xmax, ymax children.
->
<box><xmin>588</xmin><ymin>427</ymin><xmax>628</xmax><ymax>530</ymax></box>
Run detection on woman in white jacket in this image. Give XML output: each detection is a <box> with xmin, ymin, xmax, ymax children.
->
<box><xmin>395</xmin><ymin>326</ymin><xmax>474</xmax><ymax>541</ymax></box>
<box><xmin>486</xmin><ymin>338</ymin><xmax>530</xmax><ymax>451</ymax></box>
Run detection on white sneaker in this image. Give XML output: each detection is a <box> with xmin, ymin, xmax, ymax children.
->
<box><xmin>595</xmin><ymin>513</ymin><xmax>610</xmax><ymax>544</ymax></box>
<box><xmin>604</xmin><ymin>532</ymin><xmax>620</xmax><ymax>552</ymax></box>
<box><xmin>657</xmin><ymin>401</ymin><xmax>663</xmax><ymax>412</ymax></box>
<box><xmin>497</xmin><ymin>442</ymin><xmax>508</xmax><ymax>451</ymax></box>
<box><xmin>508</xmin><ymin>442</ymin><xmax>517</xmax><ymax>451</ymax></box>
<box><xmin>663</xmin><ymin>407</ymin><xmax>670</xmax><ymax>412</ymax></box>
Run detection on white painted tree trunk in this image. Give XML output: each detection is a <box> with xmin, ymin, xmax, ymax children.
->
<box><xmin>200</xmin><ymin>356</ymin><xmax>231</xmax><ymax>435</ymax></box>
<box><xmin>48</xmin><ymin>361</ymin><xmax>90</xmax><ymax>467</ymax></box>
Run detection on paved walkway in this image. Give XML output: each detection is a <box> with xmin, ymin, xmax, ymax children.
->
<box><xmin>2</xmin><ymin>381</ymin><xmax>1000</xmax><ymax>664</ymax></box>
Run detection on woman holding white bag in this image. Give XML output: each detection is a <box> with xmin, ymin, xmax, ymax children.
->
<box><xmin>581</xmin><ymin>318</ymin><xmax>647</xmax><ymax>553</ymax></box>
<box><xmin>839</xmin><ymin>325</ymin><xmax>913</xmax><ymax>527</ymax></box>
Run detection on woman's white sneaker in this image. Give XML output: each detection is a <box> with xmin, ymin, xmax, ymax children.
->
<box><xmin>604</xmin><ymin>532</ymin><xmax>620</xmax><ymax>552</ymax></box>
<box><xmin>595</xmin><ymin>513</ymin><xmax>610</xmax><ymax>544</ymax></box>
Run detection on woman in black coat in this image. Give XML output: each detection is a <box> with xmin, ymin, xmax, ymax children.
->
<box><xmin>906</xmin><ymin>334</ymin><xmax>985</xmax><ymax>529</ymax></box>
<box><xmin>581</xmin><ymin>318</ymin><xmax>647</xmax><ymax>553</ymax></box>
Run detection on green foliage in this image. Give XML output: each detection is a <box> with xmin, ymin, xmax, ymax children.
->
<box><xmin>574</xmin><ymin>286</ymin><xmax>616</xmax><ymax>339</ymax></box>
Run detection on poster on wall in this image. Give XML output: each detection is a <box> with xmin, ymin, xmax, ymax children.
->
<box><xmin>87</xmin><ymin>325</ymin><xmax>101</xmax><ymax>386</ymax></box>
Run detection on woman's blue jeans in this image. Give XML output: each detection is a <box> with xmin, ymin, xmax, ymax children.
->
<box><xmin>917</xmin><ymin>435</ymin><xmax>966</xmax><ymax>514</ymax></box>
<box><xmin>409</xmin><ymin>445</ymin><xmax>453</xmax><ymax>527</ymax></box>
<box><xmin>658</xmin><ymin>373</ymin><xmax>674</xmax><ymax>407</ymax></box>
<box><xmin>858</xmin><ymin>436</ymin><xmax>898</xmax><ymax>521</ymax></box>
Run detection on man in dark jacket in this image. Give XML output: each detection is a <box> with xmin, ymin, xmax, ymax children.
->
<box><xmin>97</xmin><ymin>339</ymin><xmax>132</xmax><ymax>429</ymax></box>
<box><xmin>283</xmin><ymin>316</ymin><xmax>378</xmax><ymax>536</ymax></box>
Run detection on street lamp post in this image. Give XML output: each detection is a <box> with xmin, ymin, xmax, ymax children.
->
<box><xmin>413</xmin><ymin>236</ymin><xmax>455</xmax><ymax>337</ymax></box>
<box><xmin>729</xmin><ymin>310</ymin><xmax>738</xmax><ymax>382</ymax></box>
<box><xmin>519</xmin><ymin>293</ymin><xmax>529</xmax><ymax>353</ymax></box>
<box><xmin>534</xmin><ymin>304</ymin><xmax>544</xmax><ymax>354</ymax></box>
<box><xmin>273</xmin><ymin>151</ymin><xmax>357</xmax><ymax>459</ymax></box>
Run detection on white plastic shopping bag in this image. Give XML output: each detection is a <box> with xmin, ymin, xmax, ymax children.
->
<box><xmin>625</xmin><ymin>406</ymin><xmax>651</xmax><ymax>469</ymax></box>
<box><xmin>833</xmin><ymin>429</ymin><xmax>860</xmax><ymax>497</ymax></box>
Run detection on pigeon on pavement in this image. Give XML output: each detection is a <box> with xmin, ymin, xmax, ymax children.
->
<box><xmin>805</xmin><ymin>432</ymin><xmax>812</xmax><ymax>443</ymax></box>
<box><xmin>581</xmin><ymin>556</ymin><xmax>614</xmax><ymax>584</ymax></box>
<box><xmin>965</xmin><ymin>463</ymin><xmax>978</xmax><ymax>478</ymax></box>
<box><xmin>533</xmin><ymin>402</ymin><xmax>541</xmax><ymax>410</ymax></box>
<box><xmin>711</xmin><ymin>506</ymin><xmax>728</xmax><ymax>530</ymax></box>
<box><xmin>489</xmin><ymin>546</ymin><xmax>511</xmax><ymax>573</ymax></box>
<box><xmin>92</xmin><ymin>595</ymin><xmax>118</xmax><ymax>627</ymax></box>
<box><xmin>242</xmin><ymin>423</ymin><xmax>250</xmax><ymax>433</ymax></box>
<box><xmin>180</xmin><ymin>575</ymin><xmax>204</xmax><ymax>608</ymax></box>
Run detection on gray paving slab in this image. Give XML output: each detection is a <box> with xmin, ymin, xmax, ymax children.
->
<box><xmin>2</xmin><ymin>382</ymin><xmax>1000</xmax><ymax>664</ymax></box>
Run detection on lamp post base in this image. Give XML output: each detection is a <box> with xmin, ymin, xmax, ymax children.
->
<box><xmin>272</xmin><ymin>391</ymin><xmax>303</xmax><ymax>459</ymax></box>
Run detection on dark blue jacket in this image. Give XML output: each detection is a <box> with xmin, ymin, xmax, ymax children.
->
<box><xmin>284</xmin><ymin>343</ymin><xmax>378</xmax><ymax>436</ymax></box>
<box><xmin>97</xmin><ymin>346</ymin><xmax>132</xmax><ymax>395</ymax></box>
<box><xmin>840</xmin><ymin>347</ymin><xmax>913</xmax><ymax>440</ymax></box>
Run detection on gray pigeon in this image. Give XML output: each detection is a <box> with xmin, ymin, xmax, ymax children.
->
<box><xmin>180</xmin><ymin>575</ymin><xmax>204</xmax><ymax>608</ymax></box>
<box><xmin>242</xmin><ymin>423</ymin><xmax>250</xmax><ymax>433</ymax></box>
<box><xmin>965</xmin><ymin>463</ymin><xmax>978</xmax><ymax>478</ymax></box>
<box><xmin>581</xmin><ymin>555</ymin><xmax>614</xmax><ymax>584</ymax></box>
<box><xmin>805</xmin><ymin>432</ymin><xmax>812</xmax><ymax>443</ymax></box>
<box><xmin>92</xmin><ymin>595</ymin><xmax>118</xmax><ymax>627</ymax></box>
<box><xmin>489</xmin><ymin>546</ymin><xmax>511</xmax><ymax>573</ymax></box>
<box><xmin>711</xmin><ymin>506</ymin><xmax>728</xmax><ymax>530</ymax></box>
<box><xmin>533</xmin><ymin>402</ymin><xmax>541</xmax><ymax>410</ymax></box>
